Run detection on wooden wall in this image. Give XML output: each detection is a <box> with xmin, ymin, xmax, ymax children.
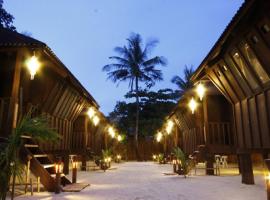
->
<box><xmin>204</xmin><ymin>1</ymin><xmax>270</xmax><ymax>151</ymax></box>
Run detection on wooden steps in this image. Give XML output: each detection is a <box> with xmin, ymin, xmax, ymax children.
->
<box><xmin>20</xmin><ymin>138</ymin><xmax>71</xmax><ymax>192</ymax></box>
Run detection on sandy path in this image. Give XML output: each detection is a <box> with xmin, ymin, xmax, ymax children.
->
<box><xmin>16</xmin><ymin>162</ymin><xmax>266</xmax><ymax>200</ymax></box>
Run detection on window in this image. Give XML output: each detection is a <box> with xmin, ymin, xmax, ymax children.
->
<box><xmin>262</xmin><ymin>24</ymin><xmax>270</xmax><ymax>34</ymax></box>
<box><xmin>231</xmin><ymin>49</ymin><xmax>259</xmax><ymax>90</ymax></box>
<box><xmin>239</xmin><ymin>42</ymin><xmax>269</xmax><ymax>84</ymax></box>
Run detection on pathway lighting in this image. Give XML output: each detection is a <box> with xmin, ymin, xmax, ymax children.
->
<box><xmin>265</xmin><ymin>172</ymin><xmax>270</xmax><ymax>199</ymax></box>
<box><xmin>196</xmin><ymin>83</ymin><xmax>206</xmax><ymax>101</ymax></box>
<box><xmin>188</xmin><ymin>97</ymin><xmax>197</xmax><ymax>114</ymax></box>
<box><xmin>117</xmin><ymin>155</ymin><xmax>121</xmax><ymax>160</ymax></box>
<box><xmin>26</xmin><ymin>53</ymin><xmax>40</xmax><ymax>80</ymax></box>
<box><xmin>72</xmin><ymin>160</ymin><xmax>78</xmax><ymax>184</ymax></box>
<box><xmin>54</xmin><ymin>162</ymin><xmax>63</xmax><ymax>194</ymax></box>
<box><xmin>152</xmin><ymin>155</ymin><xmax>157</xmax><ymax>160</ymax></box>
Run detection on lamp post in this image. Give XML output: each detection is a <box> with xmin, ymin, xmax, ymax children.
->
<box><xmin>172</xmin><ymin>159</ymin><xmax>177</xmax><ymax>173</ymax></box>
<box><xmin>72</xmin><ymin>158</ymin><xmax>78</xmax><ymax>184</ymax></box>
<box><xmin>55</xmin><ymin>161</ymin><xmax>63</xmax><ymax>194</ymax></box>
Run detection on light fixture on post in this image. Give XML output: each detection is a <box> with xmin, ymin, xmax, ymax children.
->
<box><xmin>166</xmin><ymin>120</ymin><xmax>174</xmax><ymax>135</ymax></box>
<box><xmin>196</xmin><ymin>82</ymin><xmax>206</xmax><ymax>101</ymax></box>
<box><xmin>54</xmin><ymin>161</ymin><xmax>63</xmax><ymax>194</ymax></box>
<box><xmin>156</xmin><ymin>132</ymin><xmax>163</xmax><ymax>142</ymax></box>
<box><xmin>87</xmin><ymin>107</ymin><xmax>95</xmax><ymax>119</ymax></box>
<box><xmin>188</xmin><ymin>97</ymin><xmax>197</xmax><ymax>114</ymax></box>
<box><xmin>26</xmin><ymin>52</ymin><xmax>40</xmax><ymax>80</ymax></box>
<box><xmin>72</xmin><ymin>158</ymin><xmax>78</xmax><ymax>184</ymax></box>
<box><xmin>93</xmin><ymin>116</ymin><xmax>100</xmax><ymax>126</ymax></box>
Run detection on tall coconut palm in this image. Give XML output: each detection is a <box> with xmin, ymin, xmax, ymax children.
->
<box><xmin>171</xmin><ymin>65</ymin><xmax>194</xmax><ymax>97</ymax></box>
<box><xmin>103</xmin><ymin>33</ymin><xmax>167</xmax><ymax>160</ymax></box>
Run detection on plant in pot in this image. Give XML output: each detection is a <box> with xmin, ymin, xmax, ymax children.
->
<box><xmin>173</xmin><ymin>147</ymin><xmax>194</xmax><ymax>178</ymax></box>
<box><xmin>0</xmin><ymin>113</ymin><xmax>59</xmax><ymax>200</ymax></box>
<box><xmin>100</xmin><ymin>149</ymin><xmax>112</xmax><ymax>171</ymax></box>
<box><xmin>157</xmin><ymin>153</ymin><xmax>166</xmax><ymax>164</ymax></box>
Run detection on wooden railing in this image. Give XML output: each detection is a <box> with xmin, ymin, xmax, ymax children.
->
<box><xmin>205</xmin><ymin>122</ymin><xmax>233</xmax><ymax>146</ymax></box>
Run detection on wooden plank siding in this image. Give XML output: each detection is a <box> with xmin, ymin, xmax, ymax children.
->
<box><xmin>192</xmin><ymin>0</ymin><xmax>270</xmax><ymax>152</ymax></box>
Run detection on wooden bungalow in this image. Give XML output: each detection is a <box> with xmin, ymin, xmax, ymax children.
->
<box><xmin>0</xmin><ymin>28</ymin><xmax>111</xmax><ymax>191</ymax></box>
<box><xmin>165</xmin><ymin>0</ymin><xmax>270</xmax><ymax>184</ymax></box>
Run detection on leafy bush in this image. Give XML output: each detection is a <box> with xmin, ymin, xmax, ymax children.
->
<box><xmin>173</xmin><ymin>147</ymin><xmax>194</xmax><ymax>178</ymax></box>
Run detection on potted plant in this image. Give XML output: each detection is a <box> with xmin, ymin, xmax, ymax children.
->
<box><xmin>0</xmin><ymin>113</ymin><xmax>59</xmax><ymax>200</ymax></box>
<box><xmin>100</xmin><ymin>149</ymin><xmax>112</xmax><ymax>171</ymax></box>
<box><xmin>172</xmin><ymin>147</ymin><xmax>194</xmax><ymax>178</ymax></box>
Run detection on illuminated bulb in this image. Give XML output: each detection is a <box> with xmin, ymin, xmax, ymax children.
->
<box><xmin>87</xmin><ymin>107</ymin><xmax>95</xmax><ymax>118</ymax></box>
<box><xmin>108</xmin><ymin>127</ymin><xmax>115</xmax><ymax>138</ymax></box>
<box><xmin>265</xmin><ymin>173</ymin><xmax>270</xmax><ymax>181</ymax></box>
<box><xmin>196</xmin><ymin>83</ymin><xmax>206</xmax><ymax>101</ymax></box>
<box><xmin>189</xmin><ymin>97</ymin><xmax>197</xmax><ymax>114</ymax></box>
<box><xmin>156</xmin><ymin>132</ymin><xmax>163</xmax><ymax>142</ymax></box>
<box><xmin>93</xmin><ymin>116</ymin><xmax>100</xmax><ymax>126</ymax></box>
<box><xmin>117</xmin><ymin>155</ymin><xmax>121</xmax><ymax>159</ymax></box>
<box><xmin>26</xmin><ymin>55</ymin><xmax>40</xmax><ymax>80</ymax></box>
<box><xmin>152</xmin><ymin>155</ymin><xmax>157</xmax><ymax>160</ymax></box>
<box><xmin>166</xmin><ymin>120</ymin><xmax>174</xmax><ymax>134</ymax></box>
<box><xmin>117</xmin><ymin>135</ymin><xmax>122</xmax><ymax>142</ymax></box>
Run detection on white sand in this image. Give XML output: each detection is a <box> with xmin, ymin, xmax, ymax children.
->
<box><xmin>15</xmin><ymin>162</ymin><xmax>266</xmax><ymax>200</ymax></box>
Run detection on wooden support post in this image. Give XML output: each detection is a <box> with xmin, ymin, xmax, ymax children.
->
<box><xmin>30</xmin><ymin>178</ymin><xmax>33</xmax><ymax>196</ymax></box>
<box><xmin>206</xmin><ymin>154</ymin><xmax>215</xmax><ymax>175</ymax></box>
<box><xmin>238</xmin><ymin>153</ymin><xmax>254</xmax><ymax>184</ymax></box>
<box><xmin>24</xmin><ymin>156</ymin><xmax>31</xmax><ymax>193</ymax></box>
<box><xmin>72</xmin><ymin>156</ymin><xmax>77</xmax><ymax>184</ymax></box>
<box><xmin>63</xmin><ymin>153</ymin><xmax>69</xmax><ymax>175</ymax></box>
<box><xmin>81</xmin><ymin>154</ymin><xmax>86</xmax><ymax>171</ymax></box>
<box><xmin>37</xmin><ymin>177</ymin><xmax>40</xmax><ymax>193</ymax></box>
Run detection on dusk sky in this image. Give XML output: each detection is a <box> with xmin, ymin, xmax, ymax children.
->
<box><xmin>6</xmin><ymin>0</ymin><xmax>243</xmax><ymax>115</ymax></box>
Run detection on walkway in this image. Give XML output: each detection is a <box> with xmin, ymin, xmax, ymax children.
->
<box><xmin>17</xmin><ymin>162</ymin><xmax>265</xmax><ymax>200</ymax></box>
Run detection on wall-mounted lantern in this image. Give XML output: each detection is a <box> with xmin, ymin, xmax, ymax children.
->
<box><xmin>166</xmin><ymin>120</ymin><xmax>174</xmax><ymax>135</ymax></box>
<box><xmin>87</xmin><ymin>107</ymin><xmax>95</xmax><ymax>119</ymax></box>
<box><xmin>196</xmin><ymin>83</ymin><xmax>206</xmax><ymax>101</ymax></box>
<box><xmin>93</xmin><ymin>116</ymin><xmax>100</xmax><ymax>126</ymax></box>
<box><xmin>26</xmin><ymin>53</ymin><xmax>40</xmax><ymax>80</ymax></box>
<box><xmin>188</xmin><ymin>97</ymin><xmax>197</xmax><ymax>114</ymax></box>
<box><xmin>156</xmin><ymin>132</ymin><xmax>163</xmax><ymax>142</ymax></box>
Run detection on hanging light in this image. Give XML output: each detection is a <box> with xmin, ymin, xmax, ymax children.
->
<box><xmin>166</xmin><ymin>120</ymin><xmax>174</xmax><ymax>134</ymax></box>
<box><xmin>156</xmin><ymin>132</ymin><xmax>163</xmax><ymax>142</ymax></box>
<box><xmin>188</xmin><ymin>97</ymin><xmax>197</xmax><ymax>114</ymax></box>
<box><xmin>108</xmin><ymin>127</ymin><xmax>115</xmax><ymax>138</ymax></box>
<box><xmin>87</xmin><ymin>107</ymin><xmax>95</xmax><ymax>119</ymax></box>
<box><xmin>117</xmin><ymin>135</ymin><xmax>122</xmax><ymax>142</ymax></box>
<box><xmin>26</xmin><ymin>53</ymin><xmax>40</xmax><ymax>80</ymax></box>
<box><xmin>196</xmin><ymin>83</ymin><xmax>206</xmax><ymax>101</ymax></box>
<box><xmin>93</xmin><ymin>116</ymin><xmax>100</xmax><ymax>126</ymax></box>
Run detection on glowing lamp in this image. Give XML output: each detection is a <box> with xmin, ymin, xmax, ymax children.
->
<box><xmin>166</xmin><ymin>120</ymin><xmax>174</xmax><ymax>134</ymax></box>
<box><xmin>93</xmin><ymin>116</ymin><xmax>100</xmax><ymax>126</ymax></box>
<box><xmin>55</xmin><ymin>162</ymin><xmax>63</xmax><ymax>174</ymax></box>
<box><xmin>87</xmin><ymin>107</ymin><xmax>95</xmax><ymax>118</ymax></box>
<box><xmin>108</xmin><ymin>127</ymin><xmax>115</xmax><ymax>138</ymax></box>
<box><xmin>117</xmin><ymin>135</ymin><xmax>122</xmax><ymax>142</ymax></box>
<box><xmin>26</xmin><ymin>55</ymin><xmax>40</xmax><ymax>80</ymax></box>
<box><xmin>72</xmin><ymin>161</ymin><xmax>78</xmax><ymax>169</ymax></box>
<box><xmin>152</xmin><ymin>155</ymin><xmax>157</xmax><ymax>160</ymax></box>
<box><xmin>156</xmin><ymin>132</ymin><xmax>163</xmax><ymax>142</ymax></box>
<box><xmin>117</xmin><ymin>155</ymin><xmax>121</xmax><ymax>160</ymax></box>
<box><xmin>196</xmin><ymin>83</ymin><xmax>206</xmax><ymax>101</ymax></box>
<box><xmin>188</xmin><ymin>97</ymin><xmax>197</xmax><ymax>114</ymax></box>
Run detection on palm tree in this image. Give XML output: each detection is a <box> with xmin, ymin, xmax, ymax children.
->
<box><xmin>103</xmin><ymin>33</ymin><xmax>167</xmax><ymax>160</ymax></box>
<box><xmin>171</xmin><ymin>65</ymin><xmax>194</xmax><ymax>97</ymax></box>
<box><xmin>0</xmin><ymin>112</ymin><xmax>59</xmax><ymax>200</ymax></box>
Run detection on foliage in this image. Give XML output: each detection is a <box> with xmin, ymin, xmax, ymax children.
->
<box><xmin>101</xmin><ymin>149</ymin><xmax>112</xmax><ymax>159</ymax></box>
<box><xmin>0</xmin><ymin>0</ymin><xmax>16</xmax><ymax>31</ymax></box>
<box><xmin>172</xmin><ymin>147</ymin><xmax>194</xmax><ymax>178</ymax></box>
<box><xmin>157</xmin><ymin>153</ymin><xmax>166</xmax><ymax>164</ymax></box>
<box><xmin>103</xmin><ymin>33</ymin><xmax>167</xmax><ymax>160</ymax></box>
<box><xmin>171</xmin><ymin>65</ymin><xmax>194</xmax><ymax>98</ymax></box>
<box><xmin>108</xmin><ymin>89</ymin><xmax>177</xmax><ymax>137</ymax></box>
<box><xmin>0</xmin><ymin>114</ymin><xmax>59</xmax><ymax>200</ymax></box>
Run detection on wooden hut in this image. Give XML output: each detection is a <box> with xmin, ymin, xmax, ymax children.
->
<box><xmin>0</xmin><ymin>28</ymin><xmax>111</xmax><ymax>191</ymax></box>
<box><xmin>190</xmin><ymin>0</ymin><xmax>270</xmax><ymax>184</ymax></box>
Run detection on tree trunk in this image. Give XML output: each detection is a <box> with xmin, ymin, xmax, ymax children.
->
<box><xmin>134</xmin><ymin>77</ymin><xmax>141</xmax><ymax>161</ymax></box>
